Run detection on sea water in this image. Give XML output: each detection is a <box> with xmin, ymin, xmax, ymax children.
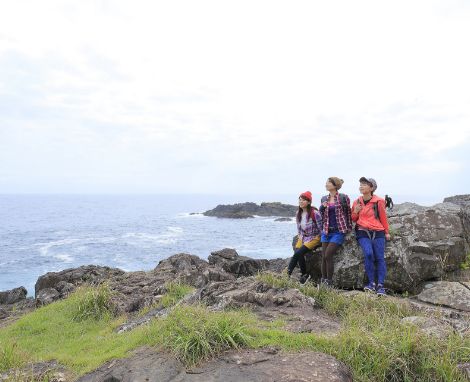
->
<box><xmin>0</xmin><ymin>194</ymin><xmax>297</xmax><ymax>296</ymax></box>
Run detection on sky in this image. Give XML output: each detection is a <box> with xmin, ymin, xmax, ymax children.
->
<box><xmin>0</xmin><ymin>0</ymin><xmax>469</xmax><ymax>205</ymax></box>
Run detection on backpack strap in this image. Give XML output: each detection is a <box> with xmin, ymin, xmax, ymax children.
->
<box><xmin>372</xmin><ymin>201</ymin><xmax>380</xmax><ymax>220</ymax></box>
<box><xmin>339</xmin><ymin>193</ymin><xmax>350</xmax><ymax>219</ymax></box>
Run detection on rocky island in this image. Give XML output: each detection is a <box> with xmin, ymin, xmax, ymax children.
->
<box><xmin>202</xmin><ymin>202</ymin><xmax>297</xmax><ymax>219</ymax></box>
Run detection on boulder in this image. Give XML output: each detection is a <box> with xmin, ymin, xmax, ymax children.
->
<box><xmin>208</xmin><ymin>248</ymin><xmax>269</xmax><ymax>276</ymax></box>
<box><xmin>153</xmin><ymin>253</ymin><xmax>236</xmax><ymax>288</ymax></box>
<box><xmin>35</xmin><ymin>265</ymin><xmax>125</xmax><ymax>297</ymax></box>
<box><xmin>401</xmin><ymin>316</ymin><xmax>455</xmax><ymax>340</ymax></box>
<box><xmin>0</xmin><ymin>286</ymin><xmax>27</xmax><ymax>305</ymax></box>
<box><xmin>209</xmin><ymin>248</ymin><xmax>304</xmax><ymax>278</ymax></box>
<box><xmin>36</xmin><ymin>288</ymin><xmax>61</xmax><ymax>306</ymax></box>
<box><xmin>416</xmin><ymin>281</ymin><xmax>470</xmax><ymax>312</ymax></box>
<box><xmin>203</xmin><ymin>202</ymin><xmax>297</xmax><ymax>219</ymax></box>
<box><xmin>77</xmin><ymin>347</ymin><xmax>353</xmax><ymax>382</ymax></box>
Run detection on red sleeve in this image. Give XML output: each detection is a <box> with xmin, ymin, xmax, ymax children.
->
<box><xmin>378</xmin><ymin>199</ymin><xmax>389</xmax><ymax>234</ymax></box>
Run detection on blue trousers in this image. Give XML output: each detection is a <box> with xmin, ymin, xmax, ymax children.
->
<box><xmin>357</xmin><ymin>237</ymin><xmax>387</xmax><ymax>285</ymax></box>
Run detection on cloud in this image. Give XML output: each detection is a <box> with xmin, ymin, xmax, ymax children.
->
<box><xmin>0</xmin><ymin>1</ymin><xmax>469</xmax><ymax>202</ymax></box>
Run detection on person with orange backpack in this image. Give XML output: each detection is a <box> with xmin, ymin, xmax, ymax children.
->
<box><xmin>351</xmin><ymin>177</ymin><xmax>391</xmax><ymax>296</ymax></box>
<box><xmin>287</xmin><ymin>191</ymin><xmax>322</xmax><ymax>284</ymax></box>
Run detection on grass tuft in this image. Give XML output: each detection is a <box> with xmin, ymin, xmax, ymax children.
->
<box><xmin>147</xmin><ymin>305</ymin><xmax>254</xmax><ymax>366</ymax></box>
<box><xmin>68</xmin><ymin>283</ymin><xmax>115</xmax><ymax>322</ymax></box>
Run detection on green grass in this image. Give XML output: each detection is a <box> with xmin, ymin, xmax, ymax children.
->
<box><xmin>145</xmin><ymin>305</ymin><xmax>254</xmax><ymax>366</ymax></box>
<box><xmin>460</xmin><ymin>252</ymin><xmax>470</xmax><ymax>270</ymax></box>
<box><xmin>0</xmin><ymin>282</ymin><xmax>196</xmax><ymax>376</ymax></box>
<box><xmin>137</xmin><ymin>281</ymin><xmax>194</xmax><ymax>317</ymax></box>
<box><xmin>255</xmin><ymin>272</ymin><xmax>470</xmax><ymax>382</ymax></box>
<box><xmin>1</xmin><ymin>277</ymin><xmax>469</xmax><ymax>381</ymax></box>
<box><xmin>69</xmin><ymin>283</ymin><xmax>115</xmax><ymax>322</ymax></box>
<box><xmin>160</xmin><ymin>282</ymin><xmax>194</xmax><ymax>308</ymax></box>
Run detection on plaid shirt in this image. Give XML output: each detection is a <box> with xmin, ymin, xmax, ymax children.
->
<box><xmin>297</xmin><ymin>209</ymin><xmax>323</xmax><ymax>244</ymax></box>
<box><xmin>319</xmin><ymin>193</ymin><xmax>352</xmax><ymax>234</ymax></box>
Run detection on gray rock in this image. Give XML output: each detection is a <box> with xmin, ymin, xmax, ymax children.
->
<box><xmin>0</xmin><ymin>360</ymin><xmax>68</xmax><ymax>382</ymax></box>
<box><xmin>189</xmin><ymin>276</ymin><xmax>341</xmax><ymax>336</ymax></box>
<box><xmin>401</xmin><ymin>316</ymin><xmax>455</xmax><ymax>339</ymax></box>
<box><xmin>457</xmin><ymin>363</ymin><xmax>470</xmax><ymax>379</ymax></box>
<box><xmin>443</xmin><ymin>194</ymin><xmax>470</xmax><ymax>207</ymax></box>
<box><xmin>35</xmin><ymin>265</ymin><xmax>125</xmax><ymax>297</ymax></box>
<box><xmin>416</xmin><ymin>281</ymin><xmax>470</xmax><ymax>312</ymax></box>
<box><xmin>77</xmin><ymin>347</ymin><xmax>352</xmax><ymax>382</ymax></box>
<box><xmin>0</xmin><ymin>307</ymin><xmax>7</xmax><ymax>319</ymax></box>
<box><xmin>36</xmin><ymin>288</ymin><xmax>61</xmax><ymax>306</ymax></box>
<box><xmin>208</xmin><ymin>248</ymin><xmax>291</xmax><ymax>278</ymax></box>
<box><xmin>208</xmin><ymin>248</ymin><xmax>269</xmax><ymax>276</ymax></box>
<box><xmin>0</xmin><ymin>286</ymin><xmax>27</xmax><ymax>304</ymax></box>
<box><xmin>154</xmin><ymin>253</ymin><xmax>236</xmax><ymax>288</ymax></box>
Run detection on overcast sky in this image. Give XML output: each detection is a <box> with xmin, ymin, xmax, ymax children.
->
<box><xmin>0</xmin><ymin>0</ymin><xmax>469</xmax><ymax>204</ymax></box>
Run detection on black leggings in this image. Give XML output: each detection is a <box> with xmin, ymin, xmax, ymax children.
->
<box><xmin>288</xmin><ymin>245</ymin><xmax>309</xmax><ymax>275</ymax></box>
<box><xmin>321</xmin><ymin>242</ymin><xmax>339</xmax><ymax>280</ymax></box>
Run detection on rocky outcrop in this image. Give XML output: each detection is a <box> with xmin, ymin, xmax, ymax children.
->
<box><xmin>77</xmin><ymin>346</ymin><xmax>353</xmax><ymax>382</ymax></box>
<box><xmin>416</xmin><ymin>281</ymin><xmax>470</xmax><ymax>312</ymax></box>
<box><xmin>208</xmin><ymin>248</ymin><xmax>289</xmax><ymax>277</ymax></box>
<box><xmin>300</xmin><ymin>201</ymin><xmax>470</xmax><ymax>293</ymax></box>
<box><xmin>0</xmin><ymin>286</ymin><xmax>35</xmax><ymax>326</ymax></box>
<box><xmin>189</xmin><ymin>276</ymin><xmax>341</xmax><ymax>335</ymax></box>
<box><xmin>203</xmin><ymin>202</ymin><xmax>297</xmax><ymax>219</ymax></box>
<box><xmin>0</xmin><ymin>286</ymin><xmax>27</xmax><ymax>305</ymax></box>
<box><xmin>35</xmin><ymin>265</ymin><xmax>125</xmax><ymax>297</ymax></box>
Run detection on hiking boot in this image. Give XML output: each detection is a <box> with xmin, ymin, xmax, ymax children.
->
<box><xmin>299</xmin><ymin>274</ymin><xmax>311</xmax><ymax>284</ymax></box>
<box><xmin>364</xmin><ymin>282</ymin><xmax>376</xmax><ymax>293</ymax></box>
<box><xmin>376</xmin><ymin>284</ymin><xmax>386</xmax><ymax>296</ymax></box>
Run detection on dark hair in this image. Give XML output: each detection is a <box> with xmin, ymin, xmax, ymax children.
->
<box><xmin>297</xmin><ymin>197</ymin><xmax>312</xmax><ymax>223</ymax></box>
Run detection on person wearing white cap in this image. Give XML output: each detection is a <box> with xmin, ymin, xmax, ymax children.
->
<box><xmin>351</xmin><ymin>177</ymin><xmax>391</xmax><ymax>296</ymax></box>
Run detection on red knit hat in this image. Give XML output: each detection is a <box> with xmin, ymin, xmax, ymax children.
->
<box><xmin>299</xmin><ymin>191</ymin><xmax>312</xmax><ymax>202</ymax></box>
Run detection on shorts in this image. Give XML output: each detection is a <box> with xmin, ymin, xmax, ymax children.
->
<box><xmin>295</xmin><ymin>236</ymin><xmax>321</xmax><ymax>249</ymax></box>
<box><xmin>321</xmin><ymin>231</ymin><xmax>345</xmax><ymax>245</ymax></box>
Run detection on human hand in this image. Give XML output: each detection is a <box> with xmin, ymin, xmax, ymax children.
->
<box><xmin>354</xmin><ymin>204</ymin><xmax>362</xmax><ymax>214</ymax></box>
<box><xmin>385</xmin><ymin>233</ymin><xmax>391</xmax><ymax>241</ymax></box>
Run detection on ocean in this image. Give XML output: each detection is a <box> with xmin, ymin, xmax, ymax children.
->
<box><xmin>0</xmin><ymin>194</ymin><xmax>297</xmax><ymax>296</ymax></box>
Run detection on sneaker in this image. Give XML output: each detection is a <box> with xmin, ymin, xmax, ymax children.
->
<box><xmin>364</xmin><ymin>282</ymin><xmax>376</xmax><ymax>293</ymax></box>
<box><xmin>320</xmin><ymin>279</ymin><xmax>333</xmax><ymax>289</ymax></box>
<box><xmin>299</xmin><ymin>274</ymin><xmax>311</xmax><ymax>284</ymax></box>
<box><xmin>376</xmin><ymin>284</ymin><xmax>386</xmax><ymax>296</ymax></box>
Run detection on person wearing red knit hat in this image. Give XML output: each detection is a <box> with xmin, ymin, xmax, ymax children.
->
<box><xmin>287</xmin><ymin>191</ymin><xmax>322</xmax><ymax>284</ymax></box>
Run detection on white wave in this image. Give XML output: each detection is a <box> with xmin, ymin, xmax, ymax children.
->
<box><xmin>35</xmin><ymin>236</ymin><xmax>117</xmax><ymax>257</ymax></box>
<box><xmin>123</xmin><ymin>226</ymin><xmax>184</xmax><ymax>246</ymax></box>
<box><xmin>53</xmin><ymin>253</ymin><xmax>75</xmax><ymax>263</ymax></box>
<box><xmin>36</xmin><ymin>238</ymin><xmax>81</xmax><ymax>257</ymax></box>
